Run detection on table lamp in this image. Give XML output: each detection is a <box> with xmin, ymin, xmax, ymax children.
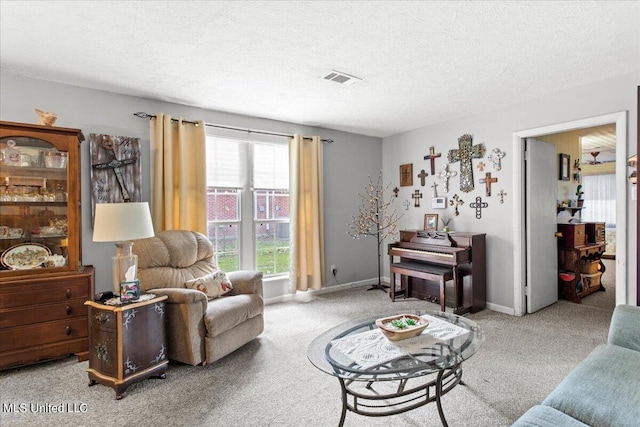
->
<box><xmin>92</xmin><ymin>202</ymin><xmax>155</xmax><ymax>294</ymax></box>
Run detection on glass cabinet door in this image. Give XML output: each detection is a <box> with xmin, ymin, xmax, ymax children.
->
<box><xmin>0</xmin><ymin>136</ymin><xmax>70</xmax><ymax>271</ymax></box>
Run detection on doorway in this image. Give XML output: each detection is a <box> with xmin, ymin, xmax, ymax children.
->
<box><xmin>512</xmin><ymin>112</ymin><xmax>628</xmax><ymax>316</ymax></box>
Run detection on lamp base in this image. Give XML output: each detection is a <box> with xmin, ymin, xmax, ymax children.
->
<box><xmin>112</xmin><ymin>241</ymin><xmax>138</xmax><ymax>295</ymax></box>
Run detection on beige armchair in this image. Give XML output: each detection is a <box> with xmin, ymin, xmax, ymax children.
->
<box><xmin>132</xmin><ymin>230</ymin><xmax>264</xmax><ymax>366</ymax></box>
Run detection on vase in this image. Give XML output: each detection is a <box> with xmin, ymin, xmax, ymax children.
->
<box><xmin>443</xmin><ymin>226</ymin><xmax>450</xmax><ymax>233</ymax></box>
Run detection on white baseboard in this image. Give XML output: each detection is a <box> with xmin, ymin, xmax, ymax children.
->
<box><xmin>486</xmin><ymin>302</ymin><xmax>515</xmax><ymax>315</ymax></box>
<box><xmin>265</xmin><ymin>276</ymin><xmax>517</xmax><ymax>317</ymax></box>
<box><xmin>264</xmin><ymin>277</ymin><xmax>378</xmax><ymax>305</ymax></box>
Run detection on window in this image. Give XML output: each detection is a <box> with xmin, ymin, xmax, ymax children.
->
<box><xmin>206</xmin><ymin>136</ymin><xmax>290</xmax><ymax>277</ymax></box>
<box><xmin>581</xmin><ymin>173</ymin><xmax>616</xmax><ymax>228</ymax></box>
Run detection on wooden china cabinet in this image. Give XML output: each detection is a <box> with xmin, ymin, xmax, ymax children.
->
<box><xmin>0</xmin><ymin>120</ymin><xmax>94</xmax><ymax>370</ymax></box>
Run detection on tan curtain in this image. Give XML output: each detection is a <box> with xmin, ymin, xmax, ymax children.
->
<box><xmin>289</xmin><ymin>134</ymin><xmax>325</xmax><ymax>292</ymax></box>
<box><xmin>150</xmin><ymin>113</ymin><xmax>207</xmax><ymax>234</ymax></box>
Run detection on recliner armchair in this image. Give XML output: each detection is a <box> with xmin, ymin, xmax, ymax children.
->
<box><xmin>132</xmin><ymin>230</ymin><xmax>264</xmax><ymax>365</ymax></box>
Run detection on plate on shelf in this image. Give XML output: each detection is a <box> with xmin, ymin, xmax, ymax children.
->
<box><xmin>0</xmin><ymin>243</ymin><xmax>52</xmax><ymax>270</ymax></box>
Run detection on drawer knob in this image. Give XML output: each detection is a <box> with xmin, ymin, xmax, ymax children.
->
<box><xmin>65</xmin><ymin>326</ymin><xmax>71</xmax><ymax>335</ymax></box>
<box><xmin>66</xmin><ymin>305</ymin><xmax>72</xmax><ymax>315</ymax></box>
<box><xmin>66</xmin><ymin>289</ymin><xmax>72</xmax><ymax>298</ymax></box>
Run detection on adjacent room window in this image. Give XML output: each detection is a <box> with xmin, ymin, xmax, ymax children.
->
<box><xmin>205</xmin><ymin>136</ymin><xmax>290</xmax><ymax>276</ymax></box>
<box><xmin>581</xmin><ymin>173</ymin><xmax>616</xmax><ymax>228</ymax></box>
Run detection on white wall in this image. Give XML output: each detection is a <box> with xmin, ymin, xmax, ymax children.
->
<box><xmin>382</xmin><ymin>72</ymin><xmax>639</xmax><ymax>312</ymax></box>
<box><xmin>0</xmin><ymin>73</ymin><xmax>383</xmax><ymax>298</ymax></box>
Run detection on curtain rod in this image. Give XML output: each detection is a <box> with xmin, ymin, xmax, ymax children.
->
<box><xmin>133</xmin><ymin>112</ymin><xmax>334</xmax><ymax>144</ymax></box>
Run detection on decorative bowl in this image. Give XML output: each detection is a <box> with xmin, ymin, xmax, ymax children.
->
<box><xmin>375</xmin><ymin>314</ymin><xmax>429</xmax><ymax>341</ymax></box>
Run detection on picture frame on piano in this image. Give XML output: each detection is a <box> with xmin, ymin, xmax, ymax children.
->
<box><xmin>424</xmin><ymin>213</ymin><xmax>439</xmax><ymax>231</ymax></box>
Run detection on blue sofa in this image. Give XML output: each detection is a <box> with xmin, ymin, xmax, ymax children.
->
<box><xmin>513</xmin><ymin>304</ymin><xmax>640</xmax><ymax>427</ymax></box>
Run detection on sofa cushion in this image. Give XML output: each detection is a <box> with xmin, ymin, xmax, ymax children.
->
<box><xmin>185</xmin><ymin>270</ymin><xmax>233</xmax><ymax>300</ymax></box>
<box><xmin>204</xmin><ymin>294</ymin><xmax>263</xmax><ymax>338</ymax></box>
<box><xmin>512</xmin><ymin>404</ymin><xmax>588</xmax><ymax>427</ymax></box>
<box><xmin>608</xmin><ymin>305</ymin><xmax>640</xmax><ymax>352</ymax></box>
<box><xmin>542</xmin><ymin>344</ymin><xmax>640</xmax><ymax>427</ymax></box>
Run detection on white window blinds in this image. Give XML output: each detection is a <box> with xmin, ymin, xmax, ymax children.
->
<box><xmin>253</xmin><ymin>143</ymin><xmax>289</xmax><ymax>190</ymax></box>
<box><xmin>206</xmin><ymin>138</ymin><xmax>246</xmax><ymax>188</ymax></box>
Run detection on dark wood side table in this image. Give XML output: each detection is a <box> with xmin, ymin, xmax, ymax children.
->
<box><xmin>85</xmin><ymin>295</ymin><xmax>168</xmax><ymax>399</ymax></box>
<box><xmin>558</xmin><ymin>243</ymin><xmax>606</xmax><ymax>303</ymax></box>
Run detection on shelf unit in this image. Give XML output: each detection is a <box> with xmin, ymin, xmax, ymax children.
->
<box><xmin>0</xmin><ymin>121</ymin><xmax>94</xmax><ymax>370</ymax></box>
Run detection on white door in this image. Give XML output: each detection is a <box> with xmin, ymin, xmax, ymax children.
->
<box><xmin>526</xmin><ymin>138</ymin><xmax>558</xmax><ymax>313</ymax></box>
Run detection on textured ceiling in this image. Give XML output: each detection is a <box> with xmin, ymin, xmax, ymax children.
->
<box><xmin>1</xmin><ymin>1</ymin><xmax>639</xmax><ymax>138</ymax></box>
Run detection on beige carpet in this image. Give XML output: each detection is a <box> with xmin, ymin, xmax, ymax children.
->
<box><xmin>0</xmin><ymin>263</ymin><xmax>616</xmax><ymax>426</ymax></box>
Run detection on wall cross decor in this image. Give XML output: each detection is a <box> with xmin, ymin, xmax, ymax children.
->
<box><xmin>476</xmin><ymin>161</ymin><xmax>485</xmax><ymax>171</ymax></box>
<box><xmin>423</xmin><ymin>146</ymin><xmax>442</xmax><ymax>175</ymax></box>
<box><xmin>417</xmin><ymin>169</ymin><xmax>429</xmax><ymax>186</ymax></box>
<box><xmin>497</xmin><ymin>189</ymin><xmax>507</xmax><ymax>204</ymax></box>
<box><xmin>89</xmin><ymin>134</ymin><xmax>142</xmax><ymax>223</ymax></box>
<box><xmin>430</xmin><ymin>182</ymin><xmax>439</xmax><ymax>197</ymax></box>
<box><xmin>488</xmin><ymin>148</ymin><xmax>506</xmax><ymax>171</ymax></box>
<box><xmin>469</xmin><ymin>196</ymin><xmax>488</xmax><ymax>219</ymax></box>
<box><xmin>403</xmin><ymin>199</ymin><xmax>410</xmax><ymax>210</ymax></box>
<box><xmin>447</xmin><ymin>134</ymin><xmax>485</xmax><ymax>193</ymax></box>
<box><xmin>436</xmin><ymin>164</ymin><xmax>457</xmax><ymax>193</ymax></box>
<box><xmin>412</xmin><ymin>189</ymin><xmax>423</xmax><ymax>207</ymax></box>
<box><xmin>479</xmin><ymin>172</ymin><xmax>498</xmax><ymax>197</ymax></box>
<box><xmin>449</xmin><ymin>194</ymin><xmax>464</xmax><ymax>216</ymax></box>
<box><xmin>393</xmin><ymin>187</ymin><xmax>399</xmax><ymax>197</ymax></box>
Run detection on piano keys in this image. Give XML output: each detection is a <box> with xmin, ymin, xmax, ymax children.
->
<box><xmin>388</xmin><ymin>230</ymin><xmax>486</xmax><ymax>314</ymax></box>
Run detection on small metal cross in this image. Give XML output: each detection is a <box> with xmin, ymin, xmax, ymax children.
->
<box><xmin>430</xmin><ymin>182</ymin><xmax>439</xmax><ymax>198</ymax></box>
<box><xmin>412</xmin><ymin>189</ymin><xmax>423</xmax><ymax>207</ymax></box>
<box><xmin>393</xmin><ymin>187</ymin><xmax>399</xmax><ymax>197</ymax></box>
<box><xmin>469</xmin><ymin>196</ymin><xmax>488</xmax><ymax>219</ymax></box>
<box><xmin>423</xmin><ymin>146</ymin><xmax>442</xmax><ymax>175</ymax></box>
<box><xmin>488</xmin><ymin>148</ymin><xmax>506</xmax><ymax>171</ymax></box>
<box><xmin>449</xmin><ymin>194</ymin><xmax>464</xmax><ymax>216</ymax></box>
<box><xmin>479</xmin><ymin>172</ymin><xmax>498</xmax><ymax>197</ymax></box>
<box><xmin>477</xmin><ymin>161</ymin><xmax>486</xmax><ymax>172</ymax></box>
<box><xmin>417</xmin><ymin>169</ymin><xmax>429</xmax><ymax>186</ymax></box>
<box><xmin>497</xmin><ymin>189</ymin><xmax>507</xmax><ymax>204</ymax></box>
<box><xmin>403</xmin><ymin>199</ymin><xmax>410</xmax><ymax>210</ymax></box>
<box><xmin>436</xmin><ymin>164</ymin><xmax>457</xmax><ymax>193</ymax></box>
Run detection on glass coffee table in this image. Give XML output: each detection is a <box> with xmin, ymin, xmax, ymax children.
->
<box><xmin>307</xmin><ymin>310</ymin><xmax>484</xmax><ymax>427</ymax></box>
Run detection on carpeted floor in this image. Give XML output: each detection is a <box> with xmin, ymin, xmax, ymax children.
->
<box><xmin>0</xmin><ymin>261</ymin><xmax>616</xmax><ymax>427</ymax></box>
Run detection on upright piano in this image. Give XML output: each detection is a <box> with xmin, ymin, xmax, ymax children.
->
<box><xmin>388</xmin><ymin>230</ymin><xmax>486</xmax><ymax>314</ymax></box>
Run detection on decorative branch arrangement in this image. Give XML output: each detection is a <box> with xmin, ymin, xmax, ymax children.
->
<box><xmin>348</xmin><ymin>172</ymin><xmax>403</xmax><ymax>292</ymax></box>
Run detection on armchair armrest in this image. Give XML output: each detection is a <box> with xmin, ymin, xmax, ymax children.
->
<box><xmin>147</xmin><ymin>287</ymin><xmax>208</xmax><ymax>365</ymax></box>
<box><xmin>227</xmin><ymin>270</ymin><xmax>263</xmax><ymax>297</ymax></box>
<box><xmin>147</xmin><ymin>288</ymin><xmax>208</xmax><ymax>312</ymax></box>
<box><xmin>608</xmin><ymin>304</ymin><xmax>640</xmax><ymax>352</ymax></box>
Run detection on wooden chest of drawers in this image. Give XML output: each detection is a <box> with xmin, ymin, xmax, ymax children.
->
<box><xmin>85</xmin><ymin>295</ymin><xmax>168</xmax><ymax>399</ymax></box>
<box><xmin>557</xmin><ymin>224</ymin><xmax>586</xmax><ymax>248</ymax></box>
<box><xmin>0</xmin><ymin>266</ymin><xmax>95</xmax><ymax>370</ymax></box>
<box><xmin>584</xmin><ymin>222</ymin><xmax>605</xmax><ymax>244</ymax></box>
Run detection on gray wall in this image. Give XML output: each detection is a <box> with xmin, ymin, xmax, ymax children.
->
<box><xmin>0</xmin><ymin>73</ymin><xmax>382</xmax><ymax>297</ymax></box>
<box><xmin>382</xmin><ymin>71</ymin><xmax>639</xmax><ymax>312</ymax></box>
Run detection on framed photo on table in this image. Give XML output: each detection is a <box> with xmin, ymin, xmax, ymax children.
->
<box><xmin>424</xmin><ymin>214</ymin><xmax>439</xmax><ymax>231</ymax></box>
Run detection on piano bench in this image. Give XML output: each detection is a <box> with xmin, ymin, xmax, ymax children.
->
<box><xmin>390</xmin><ymin>262</ymin><xmax>454</xmax><ymax>312</ymax></box>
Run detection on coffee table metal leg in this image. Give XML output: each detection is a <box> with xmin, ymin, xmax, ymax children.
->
<box><xmin>338</xmin><ymin>378</ymin><xmax>348</xmax><ymax>427</ymax></box>
<box><xmin>435</xmin><ymin>369</ymin><xmax>449</xmax><ymax>427</ymax></box>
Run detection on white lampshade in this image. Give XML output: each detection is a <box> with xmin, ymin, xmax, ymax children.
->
<box><xmin>93</xmin><ymin>202</ymin><xmax>155</xmax><ymax>296</ymax></box>
<box><xmin>93</xmin><ymin>202</ymin><xmax>155</xmax><ymax>242</ymax></box>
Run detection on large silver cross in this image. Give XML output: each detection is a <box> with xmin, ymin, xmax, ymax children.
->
<box><xmin>448</xmin><ymin>134</ymin><xmax>485</xmax><ymax>193</ymax></box>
